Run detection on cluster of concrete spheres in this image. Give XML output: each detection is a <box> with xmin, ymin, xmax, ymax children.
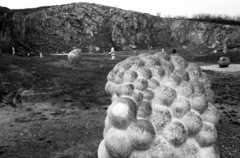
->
<box><xmin>98</xmin><ymin>52</ymin><xmax>220</xmax><ymax>158</ymax></box>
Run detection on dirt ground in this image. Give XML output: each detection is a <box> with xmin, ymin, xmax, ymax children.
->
<box><xmin>0</xmin><ymin>47</ymin><xmax>240</xmax><ymax>158</ymax></box>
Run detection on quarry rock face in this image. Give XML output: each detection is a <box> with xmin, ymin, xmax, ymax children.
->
<box><xmin>1</xmin><ymin>3</ymin><xmax>240</xmax><ymax>54</ymax></box>
<box><xmin>99</xmin><ymin>52</ymin><xmax>220</xmax><ymax>158</ymax></box>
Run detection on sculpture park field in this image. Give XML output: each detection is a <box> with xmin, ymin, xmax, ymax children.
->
<box><xmin>0</xmin><ymin>46</ymin><xmax>240</xmax><ymax>158</ymax></box>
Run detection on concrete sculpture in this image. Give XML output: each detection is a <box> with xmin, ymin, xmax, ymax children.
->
<box><xmin>68</xmin><ymin>49</ymin><xmax>82</xmax><ymax>66</ymax></box>
<box><xmin>98</xmin><ymin>52</ymin><xmax>220</xmax><ymax>158</ymax></box>
<box><xmin>218</xmin><ymin>57</ymin><xmax>230</xmax><ymax>68</ymax></box>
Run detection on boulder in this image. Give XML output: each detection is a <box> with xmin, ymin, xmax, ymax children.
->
<box><xmin>68</xmin><ymin>49</ymin><xmax>82</xmax><ymax>66</ymax></box>
<box><xmin>218</xmin><ymin>57</ymin><xmax>230</xmax><ymax>67</ymax></box>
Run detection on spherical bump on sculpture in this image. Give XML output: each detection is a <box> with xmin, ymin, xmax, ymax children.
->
<box><xmin>148</xmin><ymin>78</ymin><xmax>160</xmax><ymax>89</ymax></box>
<box><xmin>195</xmin><ymin>122</ymin><xmax>217</xmax><ymax>147</ymax></box>
<box><xmin>137</xmin><ymin>101</ymin><xmax>152</xmax><ymax>119</ymax></box>
<box><xmin>201</xmin><ymin>103</ymin><xmax>220</xmax><ymax>126</ymax></box>
<box><xmin>150</xmin><ymin>108</ymin><xmax>172</xmax><ymax>133</ymax></box>
<box><xmin>191</xmin><ymin>80</ymin><xmax>205</xmax><ymax>96</ymax></box>
<box><xmin>205</xmin><ymin>89</ymin><xmax>216</xmax><ymax>104</ymax></box>
<box><xmin>127</xmin><ymin>119</ymin><xmax>156</xmax><ymax>150</ymax></box>
<box><xmin>199</xmin><ymin>72</ymin><xmax>212</xmax><ymax>88</ymax></box>
<box><xmin>134</xmin><ymin>78</ymin><xmax>148</xmax><ymax>91</ymax></box>
<box><xmin>108</xmin><ymin>97</ymin><xmax>137</xmax><ymax>129</ymax></box>
<box><xmin>154</xmin><ymin>85</ymin><xmax>177</xmax><ymax>106</ymax></box>
<box><xmin>148</xmin><ymin>136</ymin><xmax>175</xmax><ymax>158</ymax></box>
<box><xmin>103</xmin><ymin>116</ymin><xmax>112</xmax><ymax>138</ymax></box>
<box><xmin>162</xmin><ymin>73</ymin><xmax>182</xmax><ymax>87</ymax></box>
<box><xmin>105</xmin><ymin>82</ymin><xmax>118</xmax><ymax>95</ymax></box>
<box><xmin>132</xmin><ymin>91</ymin><xmax>144</xmax><ymax>102</ymax></box>
<box><xmin>170</xmin><ymin>97</ymin><xmax>191</xmax><ymax>118</ymax></box>
<box><xmin>181</xmin><ymin>110</ymin><xmax>203</xmax><ymax>136</ymax></box>
<box><xmin>130</xmin><ymin>150</ymin><xmax>150</xmax><ymax>158</ymax></box>
<box><xmin>142</xmin><ymin>89</ymin><xmax>154</xmax><ymax>100</ymax></box>
<box><xmin>149</xmin><ymin>66</ymin><xmax>165</xmax><ymax>80</ymax></box>
<box><xmin>98</xmin><ymin>140</ymin><xmax>112</xmax><ymax>158</ymax></box>
<box><xmin>177</xmin><ymin>81</ymin><xmax>194</xmax><ymax>98</ymax></box>
<box><xmin>143</xmin><ymin>56</ymin><xmax>161</xmax><ymax>67</ymax></box>
<box><xmin>121</xmin><ymin>83</ymin><xmax>134</xmax><ymax>96</ymax></box>
<box><xmin>68</xmin><ymin>49</ymin><xmax>82</xmax><ymax>65</ymax></box>
<box><xmin>107</xmin><ymin>69</ymin><xmax>119</xmax><ymax>82</ymax></box>
<box><xmin>190</xmin><ymin>96</ymin><xmax>208</xmax><ymax>114</ymax></box>
<box><xmin>186</xmin><ymin>63</ymin><xmax>202</xmax><ymax>80</ymax></box>
<box><xmin>124</xmin><ymin>70</ymin><xmax>138</xmax><ymax>82</ymax></box>
<box><xmin>105</xmin><ymin>131</ymin><xmax>133</xmax><ymax>158</ymax></box>
<box><xmin>136</xmin><ymin>67</ymin><xmax>152</xmax><ymax>79</ymax></box>
<box><xmin>171</xmin><ymin>55</ymin><xmax>188</xmax><ymax>70</ymax></box>
<box><xmin>162</xmin><ymin>61</ymin><xmax>175</xmax><ymax>75</ymax></box>
<box><xmin>199</xmin><ymin>145</ymin><xmax>220</xmax><ymax>158</ymax></box>
<box><xmin>115</xmin><ymin>71</ymin><xmax>125</xmax><ymax>84</ymax></box>
<box><xmin>132</xmin><ymin>59</ymin><xmax>145</xmax><ymax>68</ymax></box>
<box><xmin>162</xmin><ymin>121</ymin><xmax>188</xmax><ymax>146</ymax></box>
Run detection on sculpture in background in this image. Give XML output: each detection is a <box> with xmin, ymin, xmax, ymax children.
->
<box><xmin>68</xmin><ymin>49</ymin><xmax>82</xmax><ymax>66</ymax></box>
<box><xmin>98</xmin><ymin>52</ymin><xmax>220</xmax><ymax>158</ymax></box>
<box><xmin>218</xmin><ymin>56</ymin><xmax>230</xmax><ymax>68</ymax></box>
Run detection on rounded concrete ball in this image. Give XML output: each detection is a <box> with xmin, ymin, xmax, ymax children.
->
<box><xmin>123</xmin><ymin>70</ymin><xmax>138</xmax><ymax>82</ymax></box>
<box><xmin>175</xmin><ymin>138</ymin><xmax>201</xmax><ymax>158</ymax></box>
<box><xmin>105</xmin><ymin>131</ymin><xmax>133</xmax><ymax>158</ymax></box>
<box><xmin>134</xmin><ymin>78</ymin><xmax>148</xmax><ymax>91</ymax></box>
<box><xmin>190</xmin><ymin>96</ymin><xmax>208</xmax><ymax>114</ymax></box>
<box><xmin>132</xmin><ymin>91</ymin><xmax>144</xmax><ymax>102</ymax></box>
<box><xmin>171</xmin><ymin>55</ymin><xmax>188</xmax><ymax>70</ymax></box>
<box><xmin>218</xmin><ymin>56</ymin><xmax>230</xmax><ymax>67</ymax></box>
<box><xmin>115</xmin><ymin>71</ymin><xmax>125</xmax><ymax>84</ymax></box>
<box><xmin>120</xmin><ymin>83</ymin><xmax>135</xmax><ymax>96</ymax></box>
<box><xmin>154</xmin><ymin>85</ymin><xmax>177</xmax><ymax>106</ymax></box>
<box><xmin>143</xmin><ymin>56</ymin><xmax>161</xmax><ymax>67</ymax></box>
<box><xmin>107</xmin><ymin>69</ymin><xmax>119</xmax><ymax>82</ymax></box>
<box><xmin>201</xmin><ymin>103</ymin><xmax>220</xmax><ymax>126</ymax></box>
<box><xmin>186</xmin><ymin>63</ymin><xmax>202</xmax><ymax>80</ymax></box>
<box><xmin>175</xmin><ymin>70</ymin><xmax>190</xmax><ymax>82</ymax></box>
<box><xmin>191</xmin><ymin>80</ymin><xmax>205</xmax><ymax>96</ymax></box>
<box><xmin>139</xmin><ymin>53</ymin><xmax>151</xmax><ymax>58</ymax></box>
<box><xmin>108</xmin><ymin>97</ymin><xmax>137</xmax><ymax>129</ymax></box>
<box><xmin>132</xmin><ymin>59</ymin><xmax>145</xmax><ymax>68</ymax></box>
<box><xmin>161</xmin><ymin>61</ymin><xmax>175</xmax><ymax>75</ymax></box>
<box><xmin>130</xmin><ymin>150</ymin><xmax>150</xmax><ymax>158</ymax></box>
<box><xmin>142</xmin><ymin>89</ymin><xmax>155</xmax><ymax>100</ymax></box>
<box><xmin>154</xmin><ymin>52</ymin><xmax>171</xmax><ymax>61</ymax></box>
<box><xmin>170</xmin><ymin>97</ymin><xmax>191</xmax><ymax>118</ymax></box>
<box><xmin>195</xmin><ymin>122</ymin><xmax>217</xmax><ymax>147</ymax></box>
<box><xmin>150</xmin><ymin>107</ymin><xmax>172</xmax><ymax>133</ymax></box>
<box><xmin>177</xmin><ymin>81</ymin><xmax>194</xmax><ymax>98</ymax></box>
<box><xmin>199</xmin><ymin>72</ymin><xmax>212</xmax><ymax>88</ymax></box>
<box><xmin>205</xmin><ymin>89</ymin><xmax>216</xmax><ymax>104</ymax></box>
<box><xmin>199</xmin><ymin>145</ymin><xmax>220</xmax><ymax>158</ymax></box>
<box><xmin>127</xmin><ymin>119</ymin><xmax>156</xmax><ymax>150</ymax></box>
<box><xmin>162</xmin><ymin>73</ymin><xmax>182</xmax><ymax>87</ymax></box>
<box><xmin>98</xmin><ymin>139</ymin><xmax>112</xmax><ymax>158</ymax></box>
<box><xmin>148</xmin><ymin>78</ymin><xmax>160</xmax><ymax>90</ymax></box>
<box><xmin>149</xmin><ymin>66</ymin><xmax>165</xmax><ymax>80</ymax></box>
<box><xmin>137</xmin><ymin>101</ymin><xmax>152</xmax><ymax>119</ymax></box>
<box><xmin>68</xmin><ymin>49</ymin><xmax>82</xmax><ymax>65</ymax></box>
<box><xmin>181</xmin><ymin>110</ymin><xmax>203</xmax><ymax>136</ymax></box>
<box><xmin>148</xmin><ymin>136</ymin><xmax>175</xmax><ymax>158</ymax></box>
<box><xmin>162</xmin><ymin>121</ymin><xmax>188</xmax><ymax>146</ymax></box>
<box><xmin>136</xmin><ymin>67</ymin><xmax>152</xmax><ymax>79</ymax></box>
<box><xmin>103</xmin><ymin>116</ymin><xmax>112</xmax><ymax>138</ymax></box>
<box><xmin>105</xmin><ymin>82</ymin><xmax>118</xmax><ymax>94</ymax></box>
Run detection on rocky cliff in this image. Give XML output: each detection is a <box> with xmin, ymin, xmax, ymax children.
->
<box><xmin>1</xmin><ymin>3</ymin><xmax>240</xmax><ymax>54</ymax></box>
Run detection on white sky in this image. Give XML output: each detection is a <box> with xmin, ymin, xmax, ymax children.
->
<box><xmin>1</xmin><ymin>0</ymin><xmax>240</xmax><ymax>17</ymax></box>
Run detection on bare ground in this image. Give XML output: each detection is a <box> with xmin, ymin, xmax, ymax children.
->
<box><xmin>0</xmin><ymin>47</ymin><xmax>240</xmax><ymax>158</ymax></box>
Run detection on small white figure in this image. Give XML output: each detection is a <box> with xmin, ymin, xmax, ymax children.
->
<box><xmin>108</xmin><ymin>47</ymin><xmax>115</xmax><ymax>59</ymax></box>
<box><xmin>12</xmin><ymin>47</ymin><xmax>15</xmax><ymax>55</ymax></box>
<box><xmin>40</xmin><ymin>52</ymin><xmax>43</xmax><ymax>58</ymax></box>
<box><xmin>162</xmin><ymin>48</ymin><xmax>165</xmax><ymax>53</ymax></box>
<box><xmin>213</xmin><ymin>50</ymin><xmax>217</xmax><ymax>53</ymax></box>
<box><xmin>200</xmin><ymin>52</ymin><xmax>203</xmax><ymax>54</ymax></box>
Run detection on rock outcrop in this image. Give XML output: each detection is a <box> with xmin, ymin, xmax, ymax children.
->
<box><xmin>0</xmin><ymin>3</ymin><xmax>240</xmax><ymax>54</ymax></box>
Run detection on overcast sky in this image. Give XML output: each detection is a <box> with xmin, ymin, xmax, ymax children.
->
<box><xmin>1</xmin><ymin>0</ymin><xmax>240</xmax><ymax>17</ymax></box>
